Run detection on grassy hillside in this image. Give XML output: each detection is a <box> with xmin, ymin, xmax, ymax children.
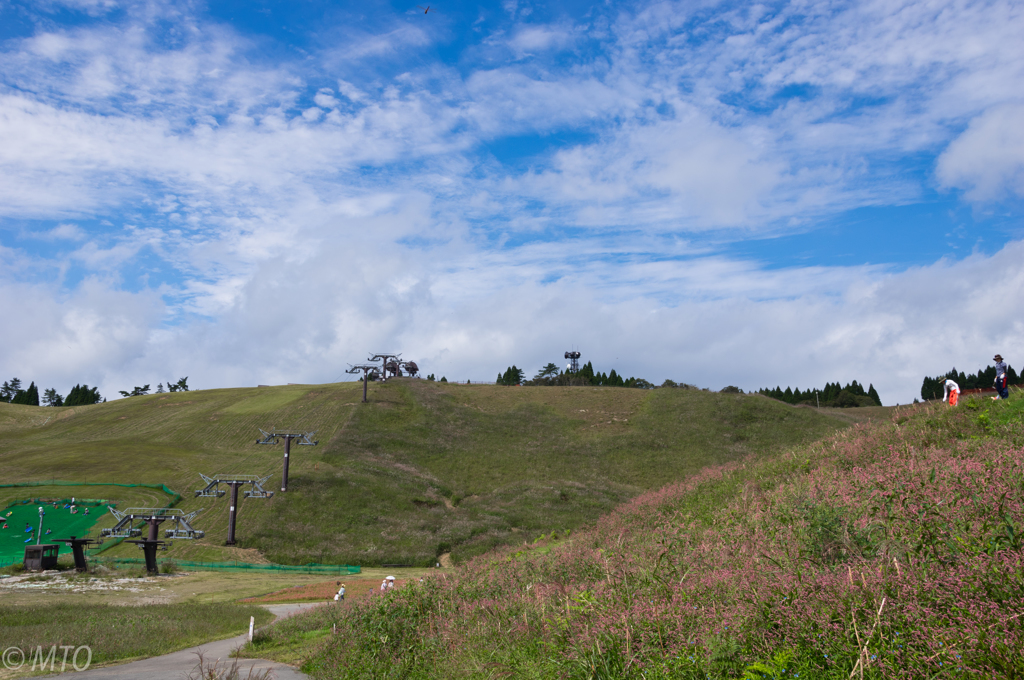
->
<box><xmin>254</xmin><ymin>390</ymin><xmax>1024</xmax><ymax>679</ymax></box>
<box><xmin>0</xmin><ymin>380</ymin><xmax>852</xmax><ymax>566</ymax></box>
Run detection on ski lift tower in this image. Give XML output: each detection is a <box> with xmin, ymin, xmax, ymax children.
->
<box><xmin>346</xmin><ymin>364</ymin><xmax>379</xmax><ymax>403</ymax></box>
<box><xmin>195</xmin><ymin>473</ymin><xmax>273</xmax><ymax>545</ymax></box>
<box><xmin>101</xmin><ymin>507</ymin><xmax>205</xmax><ymax>573</ymax></box>
<box><xmin>53</xmin><ymin>536</ymin><xmax>103</xmax><ymax>572</ymax></box>
<box><xmin>565</xmin><ymin>350</ymin><xmax>581</xmax><ymax>374</ymax></box>
<box><xmin>255</xmin><ymin>428</ymin><xmax>318</xmax><ymax>492</ymax></box>
<box><xmin>369</xmin><ymin>353</ymin><xmax>401</xmax><ymax>382</ymax></box>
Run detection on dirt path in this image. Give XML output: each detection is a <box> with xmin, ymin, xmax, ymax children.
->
<box><xmin>44</xmin><ymin>603</ymin><xmax>320</xmax><ymax>679</ymax></box>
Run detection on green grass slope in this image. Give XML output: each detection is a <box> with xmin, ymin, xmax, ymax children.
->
<box><xmin>0</xmin><ymin>380</ymin><xmax>853</xmax><ymax>566</ymax></box>
<box><xmin>268</xmin><ymin>390</ymin><xmax>1024</xmax><ymax>679</ymax></box>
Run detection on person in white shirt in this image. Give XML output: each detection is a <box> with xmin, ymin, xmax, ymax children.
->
<box><xmin>993</xmin><ymin>354</ymin><xmax>1009</xmax><ymax>400</ymax></box>
<box><xmin>941</xmin><ymin>378</ymin><xmax>960</xmax><ymax>406</ymax></box>
<box><xmin>334</xmin><ymin>582</ymin><xmax>345</xmax><ymax>601</ymax></box>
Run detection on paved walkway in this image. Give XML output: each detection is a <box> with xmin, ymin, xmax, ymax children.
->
<box><xmin>46</xmin><ymin>602</ymin><xmax>323</xmax><ymax>679</ymax></box>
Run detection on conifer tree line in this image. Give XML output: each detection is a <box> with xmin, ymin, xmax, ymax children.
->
<box><xmin>1</xmin><ymin>379</ymin><xmax>103</xmax><ymax>406</ymax></box>
<box><xmin>920</xmin><ymin>364</ymin><xmax>1019</xmax><ymax>401</ymax></box>
<box><xmin>498</xmin><ymin>361</ymin><xmax>654</xmax><ymax>388</ymax></box>
<box><xmin>119</xmin><ymin>377</ymin><xmax>190</xmax><ymax>397</ymax></box>
<box><xmin>758</xmin><ymin>380</ymin><xmax>882</xmax><ymax>407</ymax></box>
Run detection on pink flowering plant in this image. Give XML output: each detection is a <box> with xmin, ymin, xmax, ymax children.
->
<box><xmin>264</xmin><ymin>391</ymin><xmax>1024</xmax><ymax>678</ymax></box>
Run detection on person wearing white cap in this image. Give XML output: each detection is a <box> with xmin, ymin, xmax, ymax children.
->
<box><xmin>941</xmin><ymin>377</ymin><xmax>960</xmax><ymax>406</ymax></box>
<box><xmin>993</xmin><ymin>354</ymin><xmax>1009</xmax><ymax>400</ymax></box>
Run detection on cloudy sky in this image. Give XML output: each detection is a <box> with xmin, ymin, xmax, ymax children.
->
<box><xmin>1</xmin><ymin>0</ymin><xmax>1022</xmax><ymax>404</ymax></box>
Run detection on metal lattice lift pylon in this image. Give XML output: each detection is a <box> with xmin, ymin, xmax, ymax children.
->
<box><xmin>347</xmin><ymin>363</ymin><xmax>379</xmax><ymax>402</ymax></box>
<box><xmin>100</xmin><ymin>507</ymin><xmax>205</xmax><ymax>573</ymax></box>
<box><xmin>100</xmin><ymin>507</ymin><xmax>205</xmax><ymax>540</ymax></box>
<box><xmin>195</xmin><ymin>473</ymin><xmax>274</xmax><ymax>545</ymax></box>
<box><xmin>255</xmin><ymin>428</ymin><xmax>318</xmax><ymax>492</ymax></box>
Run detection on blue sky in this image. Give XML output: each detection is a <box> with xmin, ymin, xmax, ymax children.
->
<box><xmin>1</xmin><ymin>0</ymin><xmax>1022</xmax><ymax>404</ymax></box>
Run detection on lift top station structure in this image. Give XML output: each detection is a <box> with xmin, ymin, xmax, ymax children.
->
<box><xmin>565</xmin><ymin>350</ymin><xmax>581</xmax><ymax>374</ymax></box>
<box><xmin>255</xmin><ymin>428</ymin><xmax>318</xmax><ymax>492</ymax></box>
<box><xmin>195</xmin><ymin>473</ymin><xmax>273</xmax><ymax>545</ymax></box>
<box><xmin>369</xmin><ymin>353</ymin><xmax>401</xmax><ymax>381</ymax></box>
<box><xmin>100</xmin><ymin>507</ymin><xmax>205</xmax><ymax>573</ymax></box>
<box><xmin>346</xmin><ymin>363</ymin><xmax>379</xmax><ymax>402</ymax></box>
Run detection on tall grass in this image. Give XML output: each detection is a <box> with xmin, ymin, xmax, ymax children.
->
<box><xmin>258</xmin><ymin>392</ymin><xmax>1024</xmax><ymax>678</ymax></box>
<box><xmin>0</xmin><ymin>602</ymin><xmax>274</xmax><ymax>666</ymax></box>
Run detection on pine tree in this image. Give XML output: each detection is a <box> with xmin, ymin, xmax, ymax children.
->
<box><xmin>12</xmin><ymin>382</ymin><xmax>39</xmax><ymax>406</ymax></box>
<box><xmin>65</xmin><ymin>384</ymin><xmax>101</xmax><ymax>406</ymax></box>
<box><xmin>867</xmin><ymin>384</ymin><xmax>881</xmax><ymax>406</ymax></box>
<box><xmin>43</xmin><ymin>388</ymin><xmax>64</xmax><ymax>407</ymax></box>
<box><xmin>1</xmin><ymin>378</ymin><xmax>22</xmax><ymax>402</ymax></box>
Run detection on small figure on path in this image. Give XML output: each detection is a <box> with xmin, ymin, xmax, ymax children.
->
<box><xmin>334</xmin><ymin>582</ymin><xmax>346</xmax><ymax>601</ymax></box>
<box><xmin>993</xmin><ymin>354</ymin><xmax>1009</xmax><ymax>400</ymax></box>
<box><xmin>941</xmin><ymin>377</ymin><xmax>960</xmax><ymax>406</ymax></box>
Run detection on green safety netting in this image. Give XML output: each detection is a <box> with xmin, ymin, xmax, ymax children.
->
<box><xmin>0</xmin><ymin>480</ymin><xmax>180</xmax><ymax>504</ymax></box>
<box><xmin>97</xmin><ymin>558</ymin><xmax>361</xmax><ymax>574</ymax></box>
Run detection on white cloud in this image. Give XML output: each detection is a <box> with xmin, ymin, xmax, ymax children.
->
<box><xmin>936</xmin><ymin>103</ymin><xmax>1024</xmax><ymax>201</ymax></box>
<box><xmin>7</xmin><ymin>230</ymin><xmax>1021</xmax><ymax>405</ymax></box>
<box><xmin>36</xmin><ymin>223</ymin><xmax>87</xmax><ymax>241</ymax></box>
<box><xmin>508</xmin><ymin>24</ymin><xmax>576</xmax><ymax>56</ymax></box>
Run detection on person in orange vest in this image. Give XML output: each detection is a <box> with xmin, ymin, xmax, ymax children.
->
<box><xmin>941</xmin><ymin>377</ymin><xmax>960</xmax><ymax>406</ymax></box>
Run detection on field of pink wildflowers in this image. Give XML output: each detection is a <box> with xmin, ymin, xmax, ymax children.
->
<box><xmin>255</xmin><ymin>392</ymin><xmax>1024</xmax><ymax>679</ymax></box>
